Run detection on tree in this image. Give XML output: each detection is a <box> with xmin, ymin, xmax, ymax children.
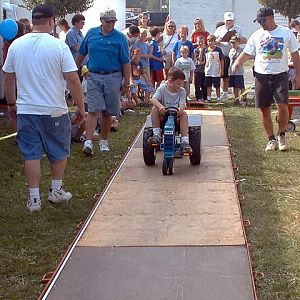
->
<box><xmin>21</xmin><ymin>0</ymin><xmax>94</xmax><ymax>18</ymax></box>
<box><xmin>258</xmin><ymin>0</ymin><xmax>300</xmax><ymax>21</ymax></box>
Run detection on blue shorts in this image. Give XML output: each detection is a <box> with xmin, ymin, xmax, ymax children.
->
<box><xmin>130</xmin><ymin>79</ymin><xmax>155</xmax><ymax>94</ymax></box>
<box><xmin>205</xmin><ymin>76</ymin><xmax>221</xmax><ymax>88</ymax></box>
<box><xmin>17</xmin><ymin>114</ymin><xmax>71</xmax><ymax>161</ymax></box>
<box><xmin>87</xmin><ymin>72</ymin><xmax>122</xmax><ymax>115</ymax></box>
<box><xmin>229</xmin><ymin>75</ymin><xmax>245</xmax><ymax>88</ymax></box>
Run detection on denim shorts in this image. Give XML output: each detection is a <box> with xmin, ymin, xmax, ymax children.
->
<box><xmin>87</xmin><ymin>72</ymin><xmax>122</xmax><ymax>115</ymax></box>
<box><xmin>17</xmin><ymin>114</ymin><xmax>71</xmax><ymax>161</ymax></box>
<box><xmin>130</xmin><ymin>79</ymin><xmax>155</xmax><ymax>94</ymax></box>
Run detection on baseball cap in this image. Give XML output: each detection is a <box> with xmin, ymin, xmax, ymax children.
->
<box><xmin>32</xmin><ymin>4</ymin><xmax>55</xmax><ymax>19</ymax></box>
<box><xmin>254</xmin><ymin>7</ymin><xmax>274</xmax><ymax>23</ymax></box>
<box><xmin>100</xmin><ymin>9</ymin><xmax>117</xmax><ymax>21</ymax></box>
<box><xmin>224</xmin><ymin>12</ymin><xmax>234</xmax><ymax>21</ymax></box>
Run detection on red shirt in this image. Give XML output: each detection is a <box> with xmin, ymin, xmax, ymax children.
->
<box><xmin>191</xmin><ymin>31</ymin><xmax>209</xmax><ymax>46</ymax></box>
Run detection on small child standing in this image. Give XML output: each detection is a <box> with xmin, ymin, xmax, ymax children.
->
<box><xmin>193</xmin><ymin>36</ymin><xmax>207</xmax><ymax>102</ymax></box>
<box><xmin>149</xmin><ymin>67</ymin><xmax>192</xmax><ymax>153</ymax></box>
<box><xmin>149</xmin><ymin>27</ymin><xmax>165</xmax><ymax>89</ymax></box>
<box><xmin>130</xmin><ymin>48</ymin><xmax>155</xmax><ymax>105</ymax></box>
<box><xmin>228</xmin><ymin>36</ymin><xmax>245</xmax><ymax>104</ymax></box>
<box><xmin>174</xmin><ymin>46</ymin><xmax>195</xmax><ymax>99</ymax></box>
<box><xmin>204</xmin><ymin>34</ymin><xmax>224</xmax><ymax>102</ymax></box>
<box><xmin>172</xmin><ymin>26</ymin><xmax>194</xmax><ymax>63</ymax></box>
<box><xmin>133</xmin><ymin>29</ymin><xmax>151</xmax><ymax>83</ymax></box>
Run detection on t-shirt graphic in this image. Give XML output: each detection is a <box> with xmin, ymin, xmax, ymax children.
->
<box><xmin>131</xmin><ymin>60</ymin><xmax>143</xmax><ymax>80</ymax></box>
<box><xmin>261</xmin><ymin>36</ymin><xmax>284</xmax><ymax>61</ymax></box>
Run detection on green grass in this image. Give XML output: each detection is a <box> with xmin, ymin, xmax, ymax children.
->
<box><xmin>0</xmin><ymin>109</ymin><xmax>148</xmax><ymax>299</ymax></box>
<box><xmin>1</xmin><ymin>103</ymin><xmax>300</xmax><ymax>299</ymax></box>
<box><xmin>224</xmin><ymin>104</ymin><xmax>300</xmax><ymax>299</ymax></box>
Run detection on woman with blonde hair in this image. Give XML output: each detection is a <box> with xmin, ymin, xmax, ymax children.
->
<box><xmin>162</xmin><ymin>20</ymin><xmax>179</xmax><ymax>77</ymax></box>
<box><xmin>191</xmin><ymin>18</ymin><xmax>209</xmax><ymax>47</ymax></box>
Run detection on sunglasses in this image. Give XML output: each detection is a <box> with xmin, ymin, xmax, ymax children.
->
<box><xmin>257</xmin><ymin>17</ymin><xmax>267</xmax><ymax>25</ymax></box>
<box><xmin>103</xmin><ymin>19</ymin><xmax>116</xmax><ymax>24</ymax></box>
<box><xmin>167</xmin><ymin>25</ymin><xmax>174</xmax><ymax>28</ymax></box>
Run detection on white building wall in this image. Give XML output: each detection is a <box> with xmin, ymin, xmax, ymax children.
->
<box><xmin>169</xmin><ymin>0</ymin><xmax>290</xmax><ymax>39</ymax></box>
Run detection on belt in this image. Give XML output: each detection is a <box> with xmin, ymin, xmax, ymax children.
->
<box><xmin>92</xmin><ymin>70</ymin><xmax>120</xmax><ymax>74</ymax></box>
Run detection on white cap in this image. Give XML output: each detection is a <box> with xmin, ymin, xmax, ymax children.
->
<box><xmin>224</xmin><ymin>11</ymin><xmax>234</xmax><ymax>21</ymax></box>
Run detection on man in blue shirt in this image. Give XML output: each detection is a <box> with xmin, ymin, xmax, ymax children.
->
<box><xmin>65</xmin><ymin>14</ymin><xmax>85</xmax><ymax>60</ymax></box>
<box><xmin>76</xmin><ymin>9</ymin><xmax>131</xmax><ymax>155</ymax></box>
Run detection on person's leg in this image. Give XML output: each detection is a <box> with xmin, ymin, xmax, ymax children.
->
<box><xmin>144</xmin><ymin>92</ymin><xmax>151</xmax><ymax>104</ymax></box>
<box><xmin>261</xmin><ymin>106</ymin><xmax>274</xmax><ymax>136</ymax></box>
<box><xmin>221</xmin><ymin>57</ymin><xmax>230</xmax><ymax>97</ymax></box>
<box><xmin>101</xmin><ymin>113</ymin><xmax>112</xmax><ymax>140</ymax></box>
<box><xmin>277</xmin><ymin>103</ymin><xmax>289</xmax><ymax>133</ymax></box>
<box><xmin>25</xmin><ymin>160</ymin><xmax>41</xmax><ymax>188</ymax></box>
<box><xmin>215</xmin><ymin>77</ymin><xmax>221</xmax><ymax>99</ymax></box>
<box><xmin>184</xmin><ymin>81</ymin><xmax>190</xmax><ymax>98</ymax></box>
<box><xmin>25</xmin><ymin>160</ymin><xmax>42</xmax><ymax>211</ymax></box>
<box><xmin>17</xmin><ymin>115</ymin><xmax>44</xmax><ymax>211</ymax></box>
<box><xmin>83</xmin><ymin>73</ymin><xmax>104</xmax><ymax>155</ymax></box>
<box><xmin>233</xmin><ymin>87</ymin><xmax>239</xmax><ymax>99</ymax></box>
<box><xmin>194</xmin><ymin>72</ymin><xmax>201</xmax><ymax>100</ymax></box>
<box><xmin>200</xmin><ymin>72</ymin><xmax>207</xmax><ymax>100</ymax></box>
<box><xmin>50</xmin><ymin>158</ymin><xmax>68</xmax><ymax>180</ymax></box>
<box><xmin>85</xmin><ymin>112</ymin><xmax>99</xmax><ymax>140</ymax></box>
<box><xmin>179</xmin><ymin>111</ymin><xmax>189</xmax><ymax>136</ymax></box>
<box><xmin>180</xmin><ymin>111</ymin><xmax>192</xmax><ymax>152</ymax></box>
<box><xmin>222</xmin><ymin>77</ymin><xmax>229</xmax><ymax>93</ymax></box>
<box><xmin>148</xmin><ymin>106</ymin><xmax>161</xmax><ymax>144</ymax></box>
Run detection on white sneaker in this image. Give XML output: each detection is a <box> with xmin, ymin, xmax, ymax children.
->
<box><xmin>83</xmin><ymin>140</ymin><xmax>93</xmax><ymax>156</ymax></box>
<box><xmin>220</xmin><ymin>93</ymin><xmax>228</xmax><ymax>101</ymax></box>
<box><xmin>27</xmin><ymin>198</ymin><xmax>41</xmax><ymax>212</ymax></box>
<box><xmin>48</xmin><ymin>187</ymin><xmax>72</xmax><ymax>203</ymax></box>
<box><xmin>99</xmin><ymin>139</ymin><xmax>109</xmax><ymax>152</ymax></box>
<box><xmin>265</xmin><ymin>140</ymin><xmax>277</xmax><ymax>152</ymax></box>
<box><xmin>278</xmin><ymin>135</ymin><xmax>288</xmax><ymax>151</ymax></box>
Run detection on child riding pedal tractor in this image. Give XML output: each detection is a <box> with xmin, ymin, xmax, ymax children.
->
<box><xmin>143</xmin><ymin>67</ymin><xmax>202</xmax><ymax>175</ymax></box>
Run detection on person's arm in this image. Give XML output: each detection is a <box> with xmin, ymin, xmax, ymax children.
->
<box><xmin>121</xmin><ymin>62</ymin><xmax>131</xmax><ymax>95</ymax></box>
<box><xmin>75</xmin><ymin>53</ymin><xmax>86</xmax><ymax>68</ymax></box>
<box><xmin>3</xmin><ymin>72</ymin><xmax>17</xmax><ymax>124</ymax></box>
<box><xmin>239</xmin><ymin>37</ymin><xmax>247</xmax><ymax>44</ymax></box>
<box><xmin>150</xmin><ymin>96</ymin><xmax>165</xmax><ymax>116</ymax></box>
<box><xmin>64</xmin><ymin>71</ymin><xmax>85</xmax><ymax>124</ymax></box>
<box><xmin>291</xmin><ymin>50</ymin><xmax>300</xmax><ymax>89</ymax></box>
<box><xmin>232</xmin><ymin>52</ymin><xmax>253</xmax><ymax>73</ymax></box>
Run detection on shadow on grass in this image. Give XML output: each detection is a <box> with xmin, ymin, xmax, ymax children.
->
<box><xmin>225</xmin><ymin>105</ymin><xmax>300</xmax><ymax>299</ymax></box>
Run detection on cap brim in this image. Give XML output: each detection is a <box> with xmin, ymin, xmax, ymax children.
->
<box><xmin>253</xmin><ymin>17</ymin><xmax>265</xmax><ymax>23</ymax></box>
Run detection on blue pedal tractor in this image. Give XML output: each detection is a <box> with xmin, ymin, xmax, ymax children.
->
<box><xmin>143</xmin><ymin>107</ymin><xmax>202</xmax><ymax>175</ymax></box>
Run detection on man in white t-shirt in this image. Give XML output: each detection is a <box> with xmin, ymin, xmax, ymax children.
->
<box><xmin>2</xmin><ymin>4</ymin><xmax>85</xmax><ymax>212</ymax></box>
<box><xmin>232</xmin><ymin>7</ymin><xmax>300</xmax><ymax>152</ymax></box>
<box><xmin>122</xmin><ymin>25</ymin><xmax>140</xmax><ymax>52</ymax></box>
<box><xmin>214</xmin><ymin>11</ymin><xmax>247</xmax><ymax>100</ymax></box>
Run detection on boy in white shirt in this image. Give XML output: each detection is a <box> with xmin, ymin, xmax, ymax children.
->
<box><xmin>174</xmin><ymin>46</ymin><xmax>195</xmax><ymax>99</ymax></box>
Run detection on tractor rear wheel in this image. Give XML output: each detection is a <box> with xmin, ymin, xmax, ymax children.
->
<box><xmin>189</xmin><ymin>126</ymin><xmax>201</xmax><ymax>165</ymax></box>
<box><xmin>143</xmin><ymin>128</ymin><xmax>156</xmax><ymax>165</ymax></box>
